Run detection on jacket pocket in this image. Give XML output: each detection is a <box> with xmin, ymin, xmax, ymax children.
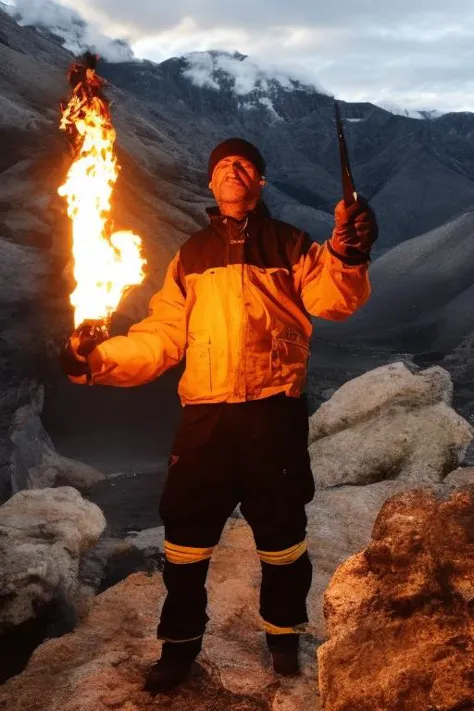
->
<box><xmin>271</xmin><ymin>327</ymin><xmax>310</xmax><ymax>367</ymax></box>
<box><xmin>182</xmin><ymin>330</ymin><xmax>212</xmax><ymax>396</ymax></box>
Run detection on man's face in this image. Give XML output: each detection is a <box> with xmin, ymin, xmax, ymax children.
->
<box><xmin>209</xmin><ymin>154</ymin><xmax>264</xmax><ymax>204</ymax></box>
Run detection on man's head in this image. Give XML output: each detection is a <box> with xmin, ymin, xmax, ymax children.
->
<box><xmin>208</xmin><ymin>138</ymin><xmax>266</xmax><ymax>212</ymax></box>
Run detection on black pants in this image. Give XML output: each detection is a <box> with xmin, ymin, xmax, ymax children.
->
<box><xmin>157</xmin><ymin>393</ymin><xmax>315</xmax><ymax>642</ymax></box>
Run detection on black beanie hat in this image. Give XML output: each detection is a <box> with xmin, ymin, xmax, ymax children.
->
<box><xmin>208</xmin><ymin>138</ymin><xmax>266</xmax><ymax>180</ymax></box>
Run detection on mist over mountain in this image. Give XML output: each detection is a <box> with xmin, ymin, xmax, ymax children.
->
<box><xmin>3</xmin><ymin>0</ymin><xmax>133</xmax><ymax>61</ymax></box>
<box><xmin>377</xmin><ymin>102</ymin><xmax>444</xmax><ymax>121</ymax></box>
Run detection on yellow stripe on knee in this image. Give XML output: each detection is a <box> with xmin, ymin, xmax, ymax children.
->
<box><xmin>263</xmin><ymin>620</ymin><xmax>308</xmax><ymax>635</ymax></box>
<box><xmin>158</xmin><ymin>634</ymin><xmax>203</xmax><ymax>643</ymax></box>
<box><xmin>164</xmin><ymin>541</ymin><xmax>214</xmax><ymax>565</ymax></box>
<box><xmin>257</xmin><ymin>540</ymin><xmax>307</xmax><ymax>566</ymax></box>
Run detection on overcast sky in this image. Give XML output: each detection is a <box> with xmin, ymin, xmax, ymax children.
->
<box><xmin>9</xmin><ymin>0</ymin><xmax>474</xmax><ymax>112</ymax></box>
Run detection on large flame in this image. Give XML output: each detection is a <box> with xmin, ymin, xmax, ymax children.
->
<box><xmin>58</xmin><ymin>54</ymin><xmax>146</xmax><ymax>328</ymax></box>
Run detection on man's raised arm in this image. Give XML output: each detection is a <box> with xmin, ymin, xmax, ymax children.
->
<box><xmin>294</xmin><ymin>198</ymin><xmax>377</xmax><ymax>320</ymax></box>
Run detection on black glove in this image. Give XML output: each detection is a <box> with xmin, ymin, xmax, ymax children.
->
<box><xmin>59</xmin><ymin>322</ymin><xmax>108</xmax><ymax>378</ymax></box>
<box><xmin>328</xmin><ymin>197</ymin><xmax>378</xmax><ymax>265</ymax></box>
<box><xmin>59</xmin><ymin>337</ymin><xmax>90</xmax><ymax>377</ymax></box>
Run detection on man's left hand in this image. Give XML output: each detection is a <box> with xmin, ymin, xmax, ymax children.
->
<box><xmin>59</xmin><ymin>335</ymin><xmax>91</xmax><ymax>377</ymax></box>
<box><xmin>58</xmin><ymin>323</ymin><xmax>108</xmax><ymax>378</ymax></box>
<box><xmin>328</xmin><ymin>198</ymin><xmax>378</xmax><ymax>265</ymax></box>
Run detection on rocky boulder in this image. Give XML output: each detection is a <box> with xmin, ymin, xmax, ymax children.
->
<box><xmin>444</xmin><ymin>465</ymin><xmax>474</xmax><ymax>490</ymax></box>
<box><xmin>0</xmin><ymin>487</ymin><xmax>105</xmax><ymax>632</ymax></box>
<box><xmin>305</xmin><ymin>362</ymin><xmax>474</xmax><ymax>635</ymax></box>
<box><xmin>306</xmin><ymin>479</ymin><xmax>419</xmax><ymax>637</ymax></box>
<box><xmin>309</xmin><ymin>362</ymin><xmax>473</xmax><ymax>488</ymax></box>
<box><xmin>317</xmin><ymin>488</ymin><xmax>474</xmax><ymax>711</ymax></box>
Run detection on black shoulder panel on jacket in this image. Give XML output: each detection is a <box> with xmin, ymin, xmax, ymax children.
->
<box><xmin>244</xmin><ymin>219</ymin><xmax>311</xmax><ymax>270</ymax></box>
<box><xmin>179</xmin><ymin>218</ymin><xmax>313</xmax><ymax>276</ymax></box>
<box><xmin>180</xmin><ymin>225</ymin><xmax>227</xmax><ymax>276</ymax></box>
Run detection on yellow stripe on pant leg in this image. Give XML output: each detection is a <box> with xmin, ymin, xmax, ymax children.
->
<box><xmin>257</xmin><ymin>540</ymin><xmax>307</xmax><ymax>566</ymax></box>
<box><xmin>164</xmin><ymin>540</ymin><xmax>214</xmax><ymax>565</ymax></box>
<box><xmin>158</xmin><ymin>634</ymin><xmax>203</xmax><ymax>643</ymax></box>
<box><xmin>263</xmin><ymin>621</ymin><xmax>308</xmax><ymax>635</ymax></box>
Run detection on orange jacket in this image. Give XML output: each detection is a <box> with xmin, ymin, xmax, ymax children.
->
<box><xmin>87</xmin><ymin>204</ymin><xmax>371</xmax><ymax>404</ymax></box>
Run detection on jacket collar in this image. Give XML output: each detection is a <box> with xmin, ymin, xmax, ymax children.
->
<box><xmin>205</xmin><ymin>200</ymin><xmax>271</xmax><ymax>226</ymax></box>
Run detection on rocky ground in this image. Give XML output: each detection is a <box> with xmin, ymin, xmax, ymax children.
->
<box><xmin>1</xmin><ymin>363</ymin><xmax>473</xmax><ymax>710</ymax></box>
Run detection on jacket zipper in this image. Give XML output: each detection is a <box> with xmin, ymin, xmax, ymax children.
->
<box><xmin>239</xmin><ymin>261</ymin><xmax>248</xmax><ymax>399</ymax></box>
<box><xmin>234</xmin><ymin>219</ymin><xmax>249</xmax><ymax>400</ymax></box>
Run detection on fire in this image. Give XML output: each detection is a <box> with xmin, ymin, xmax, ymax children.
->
<box><xmin>58</xmin><ymin>53</ymin><xmax>146</xmax><ymax>328</ymax></box>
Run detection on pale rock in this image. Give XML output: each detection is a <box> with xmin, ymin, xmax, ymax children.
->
<box><xmin>309</xmin><ymin>363</ymin><xmax>473</xmax><ymax>488</ymax></box>
<box><xmin>0</xmin><ymin>487</ymin><xmax>105</xmax><ymax>630</ymax></box>
<box><xmin>27</xmin><ymin>448</ymin><xmax>105</xmax><ymax>491</ymax></box>
<box><xmin>309</xmin><ymin>363</ymin><xmax>453</xmax><ymax>440</ymax></box>
<box><xmin>305</xmin><ymin>366</ymin><xmax>473</xmax><ymax>635</ymax></box>
<box><xmin>125</xmin><ymin>526</ymin><xmax>165</xmax><ymax>555</ymax></box>
<box><xmin>443</xmin><ymin>465</ymin><xmax>474</xmax><ymax>490</ymax></box>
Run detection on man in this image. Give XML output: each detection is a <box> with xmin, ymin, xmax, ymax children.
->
<box><xmin>61</xmin><ymin>137</ymin><xmax>377</xmax><ymax>693</ymax></box>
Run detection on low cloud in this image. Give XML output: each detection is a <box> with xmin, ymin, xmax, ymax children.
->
<box><xmin>182</xmin><ymin>52</ymin><xmax>330</xmax><ymax>96</ymax></box>
<box><xmin>6</xmin><ymin>0</ymin><xmax>474</xmax><ymax>111</ymax></box>
<box><xmin>7</xmin><ymin>0</ymin><xmax>133</xmax><ymax>61</ymax></box>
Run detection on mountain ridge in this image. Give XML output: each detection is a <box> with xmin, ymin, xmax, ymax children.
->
<box><xmin>4</xmin><ymin>3</ymin><xmax>474</xmax><ymax>252</ymax></box>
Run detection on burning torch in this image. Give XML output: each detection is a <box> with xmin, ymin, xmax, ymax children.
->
<box><xmin>58</xmin><ymin>53</ymin><xmax>146</xmax><ymax>380</ymax></box>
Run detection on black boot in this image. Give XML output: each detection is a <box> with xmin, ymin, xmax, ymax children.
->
<box><xmin>144</xmin><ymin>637</ymin><xmax>203</xmax><ymax>694</ymax></box>
<box><xmin>266</xmin><ymin>633</ymin><xmax>300</xmax><ymax>676</ymax></box>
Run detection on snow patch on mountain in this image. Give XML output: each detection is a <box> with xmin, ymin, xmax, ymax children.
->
<box><xmin>257</xmin><ymin>96</ymin><xmax>283</xmax><ymax>120</ymax></box>
<box><xmin>239</xmin><ymin>96</ymin><xmax>283</xmax><ymax>120</ymax></box>
<box><xmin>5</xmin><ymin>0</ymin><xmax>133</xmax><ymax>62</ymax></box>
<box><xmin>378</xmin><ymin>101</ymin><xmax>443</xmax><ymax>120</ymax></box>
<box><xmin>182</xmin><ymin>51</ymin><xmax>330</xmax><ymax>97</ymax></box>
